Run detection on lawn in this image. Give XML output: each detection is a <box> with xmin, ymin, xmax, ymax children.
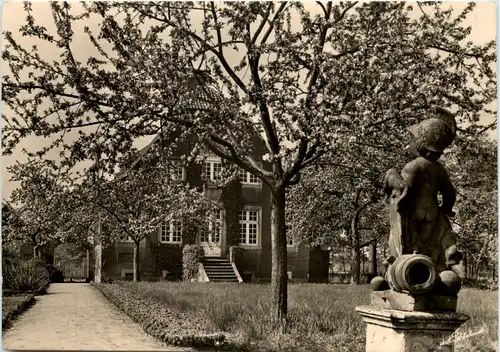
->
<box><xmin>109</xmin><ymin>281</ymin><xmax>498</xmax><ymax>352</ymax></box>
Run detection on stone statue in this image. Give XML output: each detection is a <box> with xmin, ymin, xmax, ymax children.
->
<box><xmin>371</xmin><ymin>107</ymin><xmax>466</xmax><ymax>311</ymax></box>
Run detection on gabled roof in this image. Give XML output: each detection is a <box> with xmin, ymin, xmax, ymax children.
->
<box><xmin>177</xmin><ymin>71</ymin><xmax>222</xmax><ymax>112</ymax></box>
<box><xmin>118</xmin><ymin>71</ymin><xmax>222</xmax><ymax>178</ymax></box>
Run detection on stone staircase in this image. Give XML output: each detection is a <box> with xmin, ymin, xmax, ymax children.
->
<box><xmin>202</xmin><ymin>257</ymin><xmax>241</xmax><ymax>283</ymax></box>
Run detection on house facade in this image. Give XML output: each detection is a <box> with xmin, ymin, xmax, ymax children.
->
<box><xmin>95</xmin><ymin>135</ymin><xmax>329</xmax><ymax>283</ymax></box>
<box><xmin>93</xmin><ymin>71</ymin><xmax>329</xmax><ymax>282</ymax></box>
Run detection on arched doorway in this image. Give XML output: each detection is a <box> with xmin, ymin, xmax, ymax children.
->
<box><xmin>53</xmin><ymin>243</ymin><xmax>91</xmax><ymax>282</ymax></box>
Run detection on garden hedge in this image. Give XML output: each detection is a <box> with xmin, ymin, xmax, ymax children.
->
<box><xmin>2</xmin><ymin>294</ymin><xmax>36</xmax><ymax>330</ymax></box>
<box><xmin>182</xmin><ymin>245</ymin><xmax>204</xmax><ymax>281</ymax></box>
<box><xmin>92</xmin><ymin>282</ymin><xmax>228</xmax><ymax>349</ymax></box>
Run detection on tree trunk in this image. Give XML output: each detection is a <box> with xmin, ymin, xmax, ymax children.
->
<box><xmin>270</xmin><ymin>186</ymin><xmax>287</xmax><ymax>322</ymax></box>
<box><xmin>474</xmin><ymin>233</ymin><xmax>492</xmax><ymax>280</ymax></box>
<box><xmin>133</xmin><ymin>240</ymin><xmax>140</xmax><ymax>282</ymax></box>
<box><xmin>86</xmin><ymin>249</ymin><xmax>90</xmax><ymax>280</ymax></box>
<box><xmin>369</xmin><ymin>241</ymin><xmax>377</xmax><ymax>279</ymax></box>
<box><xmin>463</xmin><ymin>251</ymin><xmax>468</xmax><ymax>279</ymax></box>
<box><xmin>350</xmin><ymin>214</ymin><xmax>361</xmax><ymax>285</ymax></box>
<box><xmin>33</xmin><ymin>246</ymin><xmax>41</xmax><ymax>259</ymax></box>
<box><xmin>342</xmin><ymin>255</ymin><xmax>346</xmax><ymax>275</ymax></box>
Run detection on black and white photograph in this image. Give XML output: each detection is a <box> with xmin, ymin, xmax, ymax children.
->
<box><xmin>1</xmin><ymin>1</ymin><xmax>497</xmax><ymax>351</ymax></box>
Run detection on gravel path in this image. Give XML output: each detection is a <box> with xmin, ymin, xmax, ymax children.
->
<box><xmin>2</xmin><ymin>283</ymin><xmax>192</xmax><ymax>351</ymax></box>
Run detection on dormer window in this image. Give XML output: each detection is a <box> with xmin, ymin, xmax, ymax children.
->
<box><xmin>203</xmin><ymin>157</ymin><xmax>223</xmax><ymax>181</ymax></box>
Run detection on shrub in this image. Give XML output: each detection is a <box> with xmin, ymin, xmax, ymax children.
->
<box><xmin>3</xmin><ymin>259</ymin><xmax>50</xmax><ymax>294</ymax></box>
<box><xmin>463</xmin><ymin>277</ymin><xmax>499</xmax><ymax>291</ymax></box>
<box><xmin>92</xmin><ymin>282</ymin><xmax>228</xmax><ymax>349</ymax></box>
<box><xmin>182</xmin><ymin>245</ymin><xmax>204</xmax><ymax>282</ymax></box>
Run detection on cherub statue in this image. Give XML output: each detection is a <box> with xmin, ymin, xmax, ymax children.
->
<box><xmin>383</xmin><ymin>107</ymin><xmax>465</xmax><ymax>285</ymax></box>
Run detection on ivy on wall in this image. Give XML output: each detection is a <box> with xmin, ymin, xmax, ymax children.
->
<box><xmin>147</xmin><ymin>237</ymin><xmax>183</xmax><ymax>280</ymax></box>
<box><xmin>220</xmin><ymin>178</ymin><xmax>245</xmax><ymax>248</ymax></box>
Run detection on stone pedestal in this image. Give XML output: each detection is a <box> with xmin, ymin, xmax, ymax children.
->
<box><xmin>356</xmin><ymin>305</ymin><xmax>469</xmax><ymax>352</ymax></box>
<box><xmin>371</xmin><ymin>290</ymin><xmax>458</xmax><ymax>312</ymax></box>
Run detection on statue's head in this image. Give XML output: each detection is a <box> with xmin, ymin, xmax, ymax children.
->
<box><xmin>407</xmin><ymin>107</ymin><xmax>456</xmax><ymax>160</ymax></box>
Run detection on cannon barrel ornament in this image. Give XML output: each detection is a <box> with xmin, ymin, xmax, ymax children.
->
<box><xmin>384</xmin><ymin>254</ymin><xmax>436</xmax><ymax>294</ymax></box>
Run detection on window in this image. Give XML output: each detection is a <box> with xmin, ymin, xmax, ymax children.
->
<box><xmin>121</xmin><ymin>269</ymin><xmax>134</xmax><ymax>279</ymax></box>
<box><xmin>201</xmin><ymin>209</ymin><xmax>223</xmax><ymax>244</ymax></box>
<box><xmin>166</xmin><ymin>160</ymin><xmax>185</xmax><ymax>181</ymax></box>
<box><xmin>160</xmin><ymin>220</ymin><xmax>182</xmax><ymax>243</ymax></box>
<box><xmin>239</xmin><ymin>168</ymin><xmax>260</xmax><ymax>185</ymax></box>
<box><xmin>203</xmin><ymin>158</ymin><xmax>223</xmax><ymax>181</ymax></box>
<box><xmin>239</xmin><ymin>209</ymin><xmax>259</xmax><ymax>245</ymax></box>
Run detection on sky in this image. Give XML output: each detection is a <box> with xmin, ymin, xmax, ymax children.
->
<box><xmin>1</xmin><ymin>1</ymin><xmax>498</xmax><ymax>201</ymax></box>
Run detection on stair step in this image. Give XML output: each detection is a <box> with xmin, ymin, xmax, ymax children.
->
<box><xmin>205</xmin><ymin>270</ymin><xmax>234</xmax><ymax>273</ymax></box>
<box><xmin>204</xmin><ymin>265</ymin><xmax>233</xmax><ymax>269</ymax></box>
<box><xmin>201</xmin><ymin>259</ymin><xmax>240</xmax><ymax>283</ymax></box>
<box><xmin>206</xmin><ymin>272</ymin><xmax>234</xmax><ymax>275</ymax></box>
<box><xmin>204</xmin><ymin>266</ymin><xmax>234</xmax><ymax>270</ymax></box>
<box><xmin>204</xmin><ymin>262</ymin><xmax>232</xmax><ymax>265</ymax></box>
<box><xmin>205</xmin><ymin>271</ymin><xmax>235</xmax><ymax>274</ymax></box>
<box><xmin>206</xmin><ymin>272</ymin><xmax>237</xmax><ymax>277</ymax></box>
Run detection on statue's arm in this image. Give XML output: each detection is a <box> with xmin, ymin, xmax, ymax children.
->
<box><xmin>439</xmin><ymin>165</ymin><xmax>456</xmax><ymax>217</ymax></box>
<box><xmin>400</xmin><ymin>162</ymin><xmax>418</xmax><ymax>189</ymax></box>
<box><xmin>384</xmin><ymin>168</ymin><xmax>406</xmax><ymax>200</ymax></box>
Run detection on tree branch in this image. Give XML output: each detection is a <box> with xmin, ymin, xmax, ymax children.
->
<box><xmin>260</xmin><ymin>2</ymin><xmax>288</xmax><ymax>45</ymax></box>
<box><xmin>316</xmin><ymin>2</ymin><xmax>328</xmax><ymax>17</ymax></box>
<box><xmin>475</xmin><ymin>121</ymin><xmax>497</xmax><ymax>135</ymax></box>
<box><xmin>130</xmin><ymin>4</ymin><xmax>248</xmax><ymax>93</ymax></box>
<box><xmin>210</xmin><ymin>2</ymin><xmax>223</xmax><ymax>55</ymax></box>
<box><xmin>4</xmin><ymin>83</ymin><xmax>112</xmax><ymax>107</ymax></box>
<box><xmin>430</xmin><ymin>43</ymin><xmax>485</xmax><ymax>59</ymax></box>
<box><xmin>205</xmin><ymin>135</ymin><xmax>273</xmax><ymax>181</ymax></box>
<box><xmin>251</xmin><ymin>3</ymin><xmax>273</xmax><ymax>44</ymax></box>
